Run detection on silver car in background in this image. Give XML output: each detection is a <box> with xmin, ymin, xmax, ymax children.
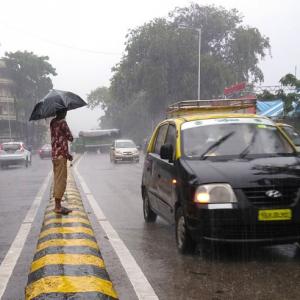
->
<box><xmin>0</xmin><ymin>142</ymin><xmax>32</xmax><ymax>168</ymax></box>
<box><xmin>110</xmin><ymin>139</ymin><xmax>140</xmax><ymax>163</ymax></box>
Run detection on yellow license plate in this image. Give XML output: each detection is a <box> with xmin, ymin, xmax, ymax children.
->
<box><xmin>258</xmin><ymin>209</ymin><xmax>292</xmax><ymax>221</ymax></box>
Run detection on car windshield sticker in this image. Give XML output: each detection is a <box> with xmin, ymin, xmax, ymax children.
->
<box><xmin>181</xmin><ymin>117</ymin><xmax>275</xmax><ymax>130</ymax></box>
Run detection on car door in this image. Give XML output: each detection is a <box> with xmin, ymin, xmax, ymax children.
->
<box><xmin>145</xmin><ymin>123</ymin><xmax>169</xmax><ymax>213</ymax></box>
<box><xmin>155</xmin><ymin>123</ymin><xmax>177</xmax><ymax>223</ymax></box>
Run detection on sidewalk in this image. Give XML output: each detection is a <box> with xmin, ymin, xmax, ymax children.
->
<box><xmin>25</xmin><ymin>171</ymin><xmax>118</xmax><ymax>299</ymax></box>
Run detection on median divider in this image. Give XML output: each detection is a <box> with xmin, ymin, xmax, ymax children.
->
<box><xmin>25</xmin><ymin>170</ymin><xmax>118</xmax><ymax>300</ymax></box>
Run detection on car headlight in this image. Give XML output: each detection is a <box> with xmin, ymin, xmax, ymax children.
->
<box><xmin>115</xmin><ymin>150</ymin><xmax>122</xmax><ymax>155</ymax></box>
<box><xmin>194</xmin><ymin>184</ymin><xmax>237</xmax><ymax>204</ymax></box>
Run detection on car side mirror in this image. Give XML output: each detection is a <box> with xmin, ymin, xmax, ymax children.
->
<box><xmin>111</xmin><ymin>146</ymin><xmax>115</xmax><ymax>150</ymax></box>
<box><xmin>160</xmin><ymin>144</ymin><xmax>174</xmax><ymax>162</ymax></box>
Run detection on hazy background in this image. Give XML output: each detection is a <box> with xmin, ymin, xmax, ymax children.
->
<box><xmin>0</xmin><ymin>0</ymin><xmax>298</xmax><ymax>135</ymax></box>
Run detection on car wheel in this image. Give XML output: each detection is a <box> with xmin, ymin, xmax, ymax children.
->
<box><xmin>175</xmin><ymin>207</ymin><xmax>196</xmax><ymax>254</ymax></box>
<box><xmin>143</xmin><ymin>191</ymin><xmax>157</xmax><ymax>223</ymax></box>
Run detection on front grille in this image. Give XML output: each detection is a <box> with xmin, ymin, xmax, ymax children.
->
<box><xmin>210</xmin><ymin>223</ymin><xmax>300</xmax><ymax>240</ymax></box>
<box><xmin>243</xmin><ymin>186</ymin><xmax>299</xmax><ymax>207</ymax></box>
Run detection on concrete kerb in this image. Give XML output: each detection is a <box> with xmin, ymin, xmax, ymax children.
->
<box><xmin>25</xmin><ymin>169</ymin><xmax>119</xmax><ymax>300</ymax></box>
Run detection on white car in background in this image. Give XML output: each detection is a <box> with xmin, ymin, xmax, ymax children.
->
<box><xmin>0</xmin><ymin>142</ymin><xmax>32</xmax><ymax>168</ymax></box>
<box><xmin>110</xmin><ymin>139</ymin><xmax>140</xmax><ymax>163</ymax></box>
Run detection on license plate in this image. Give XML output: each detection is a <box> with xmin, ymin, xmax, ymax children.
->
<box><xmin>258</xmin><ymin>209</ymin><xmax>292</xmax><ymax>221</ymax></box>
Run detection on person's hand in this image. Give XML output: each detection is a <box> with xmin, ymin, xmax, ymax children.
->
<box><xmin>68</xmin><ymin>154</ymin><xmax>73</xmax><ymax>161</ymax></box>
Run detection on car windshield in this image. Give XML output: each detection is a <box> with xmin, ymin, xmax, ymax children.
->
<box><xmin>2</xmin><ymin>143</ymin><xmax>21</xmax><ymax>151</ymax></box>
<box><xmin>182</xmin><ymin>118</ymin><xmax>295</xmax><ymax>159</ymax></box>
<box><xmin>281</xmin><ymin>126</ymin><xmax>300</xmax><ymax>146</ymax></box>
<box><xmin>116</xmin><ymin>141</ymin><xmax>136</xmax><ymax>148</ymax></box>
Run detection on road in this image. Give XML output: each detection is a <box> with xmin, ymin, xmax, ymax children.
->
<box><xmin>0</xmin><ymin>156</ymin><xmax>51</xmax><ymax>300</ymax></box>
<box><xmin>1</xmin><ymin>153</ymin><xmax>300</xmax><ymax>299</ymax></box>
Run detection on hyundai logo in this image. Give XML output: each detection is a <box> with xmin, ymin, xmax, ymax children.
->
<box><xmin>265</xmin><ymin>190</ymin><xmax>282</xmax><ymax>198</ymax></box>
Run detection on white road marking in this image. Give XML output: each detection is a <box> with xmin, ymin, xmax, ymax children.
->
<box><xmin>0</xmin><ymin>171</ymin><xmax>51</xmax><ymax>299</ymax></box>
<box><xmin>74</xmin><ymin>155</ymin><xmax>159</xmax><ymax>300</ymax></box>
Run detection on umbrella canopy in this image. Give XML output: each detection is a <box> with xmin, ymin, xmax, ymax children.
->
<box><xmin>29</xmin><ymin>89</ymin><xmax>87</xmax><ymax>121</ymax></box>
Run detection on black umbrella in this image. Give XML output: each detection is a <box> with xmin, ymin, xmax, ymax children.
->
<box><xmin>29</xmin><ymin>89</ymin><xmax>87</xmax><ymax>121</ymax></box>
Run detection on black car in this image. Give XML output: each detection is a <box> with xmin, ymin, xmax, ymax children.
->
<box><xmin>141</xmin><ymin>113</ymin><xmax>300</xmax><ymax>253</ymax></box>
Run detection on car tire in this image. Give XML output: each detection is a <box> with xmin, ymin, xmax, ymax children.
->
<box><xmin>175</xmin><ymin>207</ymin><xmax>196</xmax><ymax>254</ymax></box>
<box><xmin>143</xmin><ymin>191</ymin><xmax>157</xmax><ymax>223</ymax></box>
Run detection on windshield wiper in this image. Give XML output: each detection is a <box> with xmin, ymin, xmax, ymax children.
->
<box><xmin>199</xmin><ymin>131</ymin><xmax>235</xmax><ymax>160</ymax></box>
<box><xmin>238</xmin><ymin>132</ymin><xmax>257</xmax><ymax>159</ymax></box>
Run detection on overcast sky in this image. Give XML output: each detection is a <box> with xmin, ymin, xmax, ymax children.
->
<box><xmin>0</xmin><ymin>0</ymin><xmax>299</xmax><ymax>135</ymax></box>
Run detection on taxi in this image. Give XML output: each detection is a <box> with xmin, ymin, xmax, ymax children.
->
<box><xmin>141</xmin><ymin>99</ymin><xmax>300</xmax><ymax>253</ymax></box>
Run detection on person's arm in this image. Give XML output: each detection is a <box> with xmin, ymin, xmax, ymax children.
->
<box><xmin>61</xmin><ymin>120</ymin><xmax>73</xmax><ymax>142</ymax></box>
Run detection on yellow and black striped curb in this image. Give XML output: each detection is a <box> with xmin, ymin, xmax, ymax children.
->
<box><xmin>25</xmin><ymin>172</ymin><xmax>118</xmax><ymax>300</ymax></box>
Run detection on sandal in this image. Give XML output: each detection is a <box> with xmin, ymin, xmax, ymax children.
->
<box><xmin>54</xmin><ymin>207</ymin><xmax>72</xmax><ymax>215</ymax></box>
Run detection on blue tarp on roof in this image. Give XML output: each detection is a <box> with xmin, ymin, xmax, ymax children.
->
<box><xmin>256</xmin><ymin>99</ymin><xmax>283</xmax><ymax>117</ymax></box>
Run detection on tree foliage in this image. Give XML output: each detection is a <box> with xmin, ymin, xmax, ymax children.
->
<box><xmin>3</xmin><ymin>51</ymin><xmax>57</xmax><ymax>145</ymax></box>
<box><xmin>257</xmin><ymin>73</ymin><xmax>300</xmax><ymax>114</ymax></box>
<box><xmin>89</xmin><ymin>3</ymin><xmax>271</xmax><ymax>142</ymax></box>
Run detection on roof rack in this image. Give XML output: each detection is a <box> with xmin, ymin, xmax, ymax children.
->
<box><xmin>166</xmin><ymin>98</ymin><xmax>256</xmax><ymax>118</ymax></box>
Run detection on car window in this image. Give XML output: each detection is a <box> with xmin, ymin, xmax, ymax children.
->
<box><xmin>153</xmin><ymin>124</ymin><xmax>168</xmax><ymax>154</ymax></box>
<box><xmin>164</xmin><ymin>124</ymin><xmax>176</xmax><ymax>158</ymax></box>
<box><xmin>116</xmin><ymin>141</ymin><xmax>136</xmax><ymax>148</ymax></box>
<box><xmin>2</xmin><ymin>143</ymin><xmax>21</xmax><ymax>151</ymax></box>
<box><xmin>182</xmin><ymin>119</ymin><xmax>294</xmax><ymax>158</ymax></box>
<box><xmin>281</xmin><ymin>126</ymin><xmax>300</xmax><ymax>146</ymax></box>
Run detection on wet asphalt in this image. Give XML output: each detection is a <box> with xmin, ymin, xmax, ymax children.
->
<box><xmin>77</xmin><ymin>153</ymin><xmax>300</xmax><ymax>300</ymax></box>
<box><xmin>0</xmin><ymin>155</ymin><xmax>52</xmax><ymax>300</ymax></box>
<box><xmin>1</xmin><ymin>153</ymin><xmax>300</xmax><ymax>299</ymax></box>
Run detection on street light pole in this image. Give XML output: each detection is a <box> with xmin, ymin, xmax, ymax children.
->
<box><xmin>179</xmin><ymin>26</ymin><xmax>202</xmax><ymax>100</ymax></box>
<box><xmin>7</xmin><ymin>101</ymin><xmax>12</xmax><ymax>141</ymax></box>
<box><xmin>197</xmin><ymin>28</ymin><xmax>201</xmax><ymax>100</ymax></box>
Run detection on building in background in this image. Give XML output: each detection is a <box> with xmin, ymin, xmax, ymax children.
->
<box><xmin>0</xmin><ymin>60</ymin><xmax>17</xmax><ymax>142</ymax></box>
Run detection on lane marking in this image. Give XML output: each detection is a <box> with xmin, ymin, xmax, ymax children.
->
<box><xmin>30</xmin><ymin>253</ymin><xmax>105</xmax><ymax>272</ymax></box>
<box><xmin>26</xmin><ymin>275</ymin><xmax>117</xmax><ymax>299</ymax></box>
<box><xmin>43</xmin><ymin>217</ymin><xmax>91</xmax><ymax>226</ymax></box>
<box><xmin>0</xmin><ymin>171</ymin><xmax>52</xmax><ymax>299</ymax></box>
<box><xmin>44</xmin><ymin>210</ymin><xmax>87</xmax><ymax>218</ymax></box>
<box><xmin>74</xmin><ymin>155</ymin><xmax>159</xmax><ymax>300</ymax></box>
<box><xmin>39</xmin><ymin>226</ymin><xmax>94</xmax><ymax>239</ymax></box>
<box><xmin>36</xmin><ymin>239</ymin><xmax>99</xmax><ymax>252</ymax></box>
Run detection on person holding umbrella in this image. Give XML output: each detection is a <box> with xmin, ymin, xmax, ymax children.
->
<box><xmin>30</xmin><ymin>89</ymin><xmax>87</xmax><ymax>214</ymax></box>
<box><xmin>50</xmin><ymin>109</ymin><xmax>73</xmax><ymax>214</ymax></box>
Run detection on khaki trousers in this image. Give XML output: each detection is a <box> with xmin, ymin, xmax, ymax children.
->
<box><xmin>53</xmin><ymin>158</ymin><xmax>67</xmax><ymax>199</ymax></box>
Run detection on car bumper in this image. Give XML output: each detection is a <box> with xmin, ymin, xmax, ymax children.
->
<box><xmin>186</xmin><ymin>203</ymin><xmax>300</xmax><ymax>245</ymax></box>
<box><xmin>0</xmin><ymin>155</ymin><xmax>25</xmax><ymax>165</ymax></box>
<box><xmin>115</xmin><ymin>155</ymin><xmax>139</xmax><ymax>161</ymax></box>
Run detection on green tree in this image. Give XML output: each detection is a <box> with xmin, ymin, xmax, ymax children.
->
<box><xmin>87</xmin><ymin>86</ymin><xmax>111</xmax><ymax>110</ymax></box>
<box><xmin>3</xmin><ymin>51</ymin><xmax>57</xmax><ymax>146</ymax></box>
<box><xmin>257</xmin><ymin>73</ymin><xmax>300</xmax><ymax>115</ymax></box>
<box><xmin>91</xmin><ymin>3</ymin><xmax>271</xmax><ymax>141</ymax></box>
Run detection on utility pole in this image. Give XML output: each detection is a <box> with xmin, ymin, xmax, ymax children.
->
<box><xmin>179</xmin><ymin>26</ymin><xmax>202</xmax><ymax>100</ymax></box>
<box><xmin>7</xmin><ymin>101</ymin><xmax>12</xmax><ymax>141</ymax></box>
<box><xmin>197</xmin><ymin>28</ymin><xmax>201</xmax><ymax>100</ymax></box>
